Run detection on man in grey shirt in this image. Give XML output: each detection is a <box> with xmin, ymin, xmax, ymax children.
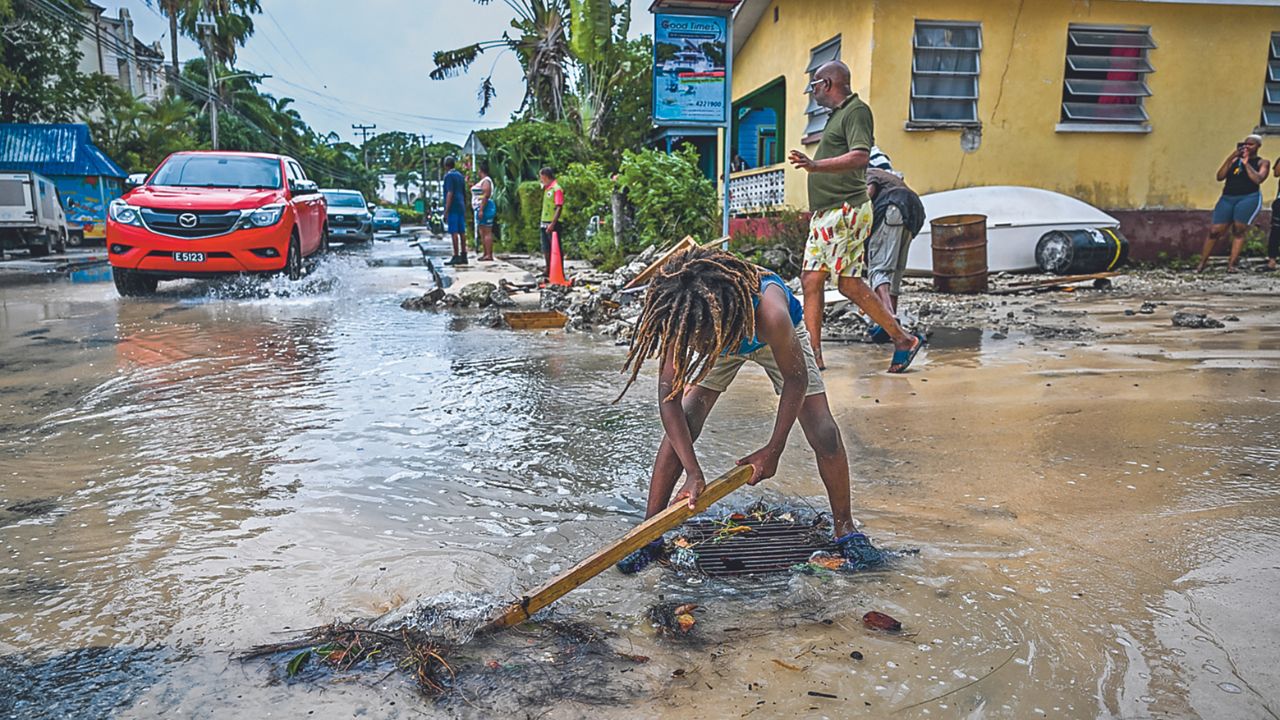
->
<box><xmin>864</xmin><ymin>168</ymin><xmax>924</xmax><ymax>341</ymax></box>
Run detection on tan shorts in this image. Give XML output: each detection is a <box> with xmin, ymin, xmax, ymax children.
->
<box><xmin>697</xmin><ymin>324</ymin><xmax>826</xmax><ymax>396</ymax></box>
<box><xmin>866</xmin><ymin>204</ymin><xmax>915</xmax><ymax>296</ymax></box>
<box><xmin>803</xmin><ymin>200</ymin><xmax>874</xmax><ymax>282</ymax></box>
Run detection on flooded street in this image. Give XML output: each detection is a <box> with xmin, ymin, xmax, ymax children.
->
<box><xmin>1</xmin><ymin>238</ymin><xmax>1278</xmax><ymax>719</ymax></box>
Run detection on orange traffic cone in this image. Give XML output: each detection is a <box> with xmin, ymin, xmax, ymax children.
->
<box><xmin>547</xmin><ymin>231</ymin><xmax>570</xmax><ymax>287</ymax></box>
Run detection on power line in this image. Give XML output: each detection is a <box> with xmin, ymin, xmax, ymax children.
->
<box><xmin>260</xmin><ymin>5</ymin><xmax>321</xmax><ymax>85</ymax></box>
<box><xmin>27</xmin><ymin>0</ymin><xmax>361</xmax><ymax>181</ymax></box>
<box><xmin>23</xmin><ymin>0</ymin><xmax>385</xmax><ymax>184</ymax></box>
<box><xmin>261</xmin><ymin>76</ymin><xmax>504</xmax><ymax>128</ymax></box>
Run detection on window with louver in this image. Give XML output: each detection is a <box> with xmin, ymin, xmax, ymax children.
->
<box><xmin>1259</xmin><ymin>33</ymin><xmax>1280</xmax><ymax>132</ymax></box>
<box><xmin>910</xmin><ymin>21</ymin><xmax>982</xmax><ymax>126</ymax></box>
<box><xmin>801</xmin><ymin>36</ymin><xmax>841</xmax><ymax>143</ymax></box>
<box><xmin>1059</xmin><ymin>26</ymin><xmax>1156</xmax><ymax>128</ymax></box>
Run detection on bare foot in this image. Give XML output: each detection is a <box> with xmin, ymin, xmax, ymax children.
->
<box><xmin>1268</xmin><ymin>259</ymin><xmax>1277</xmax><ymax>271</ymax></box>
<box><xmin>1227</xmin><ymin>265</ymin><xmax>1239</xmax><ymax>274</ymax></box>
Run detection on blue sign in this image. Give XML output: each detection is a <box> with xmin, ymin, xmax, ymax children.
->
<box><xmin>653</xmin><ymin>13</ymin><xmax>728</xmax><ymax>125</ymax></box>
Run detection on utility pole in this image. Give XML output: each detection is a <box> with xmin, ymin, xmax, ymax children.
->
<box><xmin>352</xmin><ymin>123</ymin><xmax>377</xmax><ymax>168</ymax></box>
<box><xmin>196</xmin><ymin>15</ymin><xmax>218</xmax><ymax>149</ymax></box>
<box><xmin>416</xmin><ymin>133</ymin><xmax>432</xmax><ymax>211</ymax></box>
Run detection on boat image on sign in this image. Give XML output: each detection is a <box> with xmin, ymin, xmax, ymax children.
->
<box><xmin>905</xmin><ymin>186</ymin><xmax>1123</xmax><ymax>275</ymax></box>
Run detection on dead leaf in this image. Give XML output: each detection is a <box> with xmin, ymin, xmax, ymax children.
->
<box><xmin>863</xmin><ymin>611</ymin><xmax>902</xmax><ymax>632</ymax></box>
<box><xmin>771</xmin><ymin>659</ymin><xmax>801</xmax><ymax>671</ymax></box>
<box><xmin>677</xmin><ymin>614</ymin><xmax>696</xmax><ymax>632</ymax></box>
<box><xmin>673</xmin><ymin>603</ymin><xmax>699</xmax><ymax>616</ymax></box>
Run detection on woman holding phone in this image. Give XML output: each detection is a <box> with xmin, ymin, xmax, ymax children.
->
<box><xmin>1197</xmin><ymin>135</ymin><xmax>1268</xmax><ymax>273</ymax></box>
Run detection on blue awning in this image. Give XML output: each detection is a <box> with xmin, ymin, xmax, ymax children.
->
<box><xmin>0</xmin><ymin>123</ymin><xmax>128</xmax><ymax>179</ymax></box>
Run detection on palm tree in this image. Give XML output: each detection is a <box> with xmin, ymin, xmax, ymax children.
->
<box><xmin>149</xmin><ymin>0</ymin><xmax>259</xmax><ymax>82</ymax></box>
<box><xmin>157</xmin><ymin>0</ymin><xmax>183</xmax><ymax>84</ymax></box>
<box><xmin>393</xmin><ymin>170</ymin><xmax>421</xmax><ymax>205</ymax></box>
<box><xmin>430</xmin><ymin>0</ymin><xmax>573</xmax><ymax>121</ymax></box>
<box><xmin>569</xmin><ymin>1</ymin><xmax>631</xmax><ymax>143</ymax></box>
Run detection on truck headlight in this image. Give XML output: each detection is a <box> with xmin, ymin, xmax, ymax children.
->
<box><xmin>108</xmin><ymin>199</ymin><xmax>142</xmax><ymax>227</ymax></box>
<box><xmin>244</xmin><ymin>204</ymin><xmax>285</xmax><ymax>228</ymax></box>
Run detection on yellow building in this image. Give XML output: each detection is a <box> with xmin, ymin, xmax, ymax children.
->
<box><xmin>725</xmin><ymin>0</ymin><xmax>1280</xmax><ymax>256</ymax></box>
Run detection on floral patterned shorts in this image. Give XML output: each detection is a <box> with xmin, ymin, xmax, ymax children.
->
<box><xmin>803</xmin><ymin>200</ymin><xmax>873</xmax><ymax>281</ymax></box>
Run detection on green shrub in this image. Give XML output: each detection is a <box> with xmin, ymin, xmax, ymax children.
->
<box><xmin>501</xmin><ymin>180</ymin><xmax>543</xmax><ymax>253</ymax></box>
<box><xmin>1243</xmin><ymin>225</ymin><xmax>1267</xmax><ymax>256</ymax></box>
<box><xmin>617</xmin><ymin>145</ymin><xmax>718</xmax><ymax>249</ymax></box>
<box><xmin>558</xmin><ymin>161</ymin><xmax>615</xmax><ymax>259</ymax></box>
<box><xmin>387</xmin><ymin>204</ymin><xmax>423</xmax><ymax>225</ymax></box>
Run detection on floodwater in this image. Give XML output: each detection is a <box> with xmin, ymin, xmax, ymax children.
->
<box><xmin>1</xmin><ymin>238</ymin><xmax>1278</xmax><ymax>719</ymax></box>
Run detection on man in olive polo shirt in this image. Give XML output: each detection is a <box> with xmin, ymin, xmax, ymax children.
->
<box><xmin>788</xmin><ymin>61</ymin><xmax>924</xmax><ymax>374</ymax></box>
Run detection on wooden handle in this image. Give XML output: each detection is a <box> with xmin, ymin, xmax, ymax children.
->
<box><xmin>484</xmin><ymin>464</ymin><xmax>755</xmax><ymax>631</ymax></box>
<box><xmin>621</xmin><ymin>236</ymin><xmax>697</xmax><ymax>290</ymax></box>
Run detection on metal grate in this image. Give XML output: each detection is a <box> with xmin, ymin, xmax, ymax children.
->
<box><xmin>678</xmin><ymin>519</ymin><xmax>836</xmax><ymax>577</ymax></box>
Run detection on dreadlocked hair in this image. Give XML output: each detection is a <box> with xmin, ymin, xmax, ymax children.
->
<box><xmin>615</xmin><ymin>246</ymin><xmax>763</xmax><ymax>403</ymax></box>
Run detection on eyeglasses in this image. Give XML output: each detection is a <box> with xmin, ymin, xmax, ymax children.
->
<box><xmin>805</xmin><ymin>78</ymin><xmax>829</xmax><ymax>94</ymax></box>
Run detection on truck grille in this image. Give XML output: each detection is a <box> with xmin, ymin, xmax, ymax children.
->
<box><xmin>140</xmin><ymin>209</ymin><xmax>242</xmax><ymax>239</ymax></box>
<box><xmin>328</xmin><ymin>213</ymin><xmax>363</xmax><ymax>228</ymax></box>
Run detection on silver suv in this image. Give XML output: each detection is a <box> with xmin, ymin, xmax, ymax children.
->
<box><xmin>320</xmin><ymin>189</ymin><xmax>373</xmax><ymax>244</ymax></box>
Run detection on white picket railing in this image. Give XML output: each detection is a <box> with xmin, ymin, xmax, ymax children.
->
<box><xmin>728</xmin><ymin>165</ymin><xmax>786</xmax><ymax>215</ymax></box>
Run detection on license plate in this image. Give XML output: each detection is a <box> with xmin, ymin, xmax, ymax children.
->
<box><xmin>174</xmin><ymin>252</ymin><xmax>206</xmax><ymax>263</ymax></box>
<box><xmin>338</xmin><ymin>229</ymin><xmax>355</xmax><ymax>234</ymax></box>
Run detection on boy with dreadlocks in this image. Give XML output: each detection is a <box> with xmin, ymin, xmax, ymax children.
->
<box><xmin>615</xmin><ymin>246</ymin><xmax>885</xmax><ymax>573</ymax></box>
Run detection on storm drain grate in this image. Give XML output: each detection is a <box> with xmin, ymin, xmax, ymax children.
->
<box><xmin>676</xmin><ymin>519</ymin><xmax>837</xmax><ymax>577</ymax></box>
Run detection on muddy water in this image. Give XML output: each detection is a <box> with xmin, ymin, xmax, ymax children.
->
<box><xmin>1</xmin><ymin>242</ymin><xmax>1277</xmax><ymax>719</ymax></box>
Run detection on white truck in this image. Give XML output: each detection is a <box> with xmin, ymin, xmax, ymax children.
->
<box><xmin>0</xmin><ymin>170</ymin><xmax>68</xmax><ymax>258</ymax></box>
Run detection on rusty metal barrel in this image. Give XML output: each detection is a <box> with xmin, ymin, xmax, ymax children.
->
<box><xmin>931</xmin><ymin>214</ymin><xmax>989</xmax><ymax>294</ymax></box>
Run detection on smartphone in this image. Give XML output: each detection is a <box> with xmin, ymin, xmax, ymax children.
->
<box><xmin>1238</xmin><ymin>142</ymin><xmax>1246</xmax><ymax>150</ymax></box>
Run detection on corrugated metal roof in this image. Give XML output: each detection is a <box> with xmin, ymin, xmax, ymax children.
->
<box><xmin>0</xmin><ymin>124</ymin><xmax>128</xmax><ymax>179</ymax></box>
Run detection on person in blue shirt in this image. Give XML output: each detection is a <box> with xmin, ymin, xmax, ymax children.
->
<box><xmin>442</xmin><ymin>156</ymin><xmax>469</xmax><ymax>266</ymax></box>
<box><xmin>614</xmin><ymin>246</ymin><xmax>892</xmax><ymax>573</ymax></box>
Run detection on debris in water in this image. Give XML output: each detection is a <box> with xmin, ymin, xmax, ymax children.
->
<box><xmin>808</xmin><ymin>554</ymin><xmax>847</xmax><ymax>571</ymax></box>
<box><xmin>772</xmin><ymin>658</ymin><xmax>802</xmax><ymax>671</ymax></box>
<box><xmin>243</xmin><ymin>622</ymin><xmax>455</xmax><ymax>696</ymax></box>
<box><xmin>808</xmin><ymin>690</ymin><xmax>838</xmax><ymax>699</ymax></box>
<box><xmin>647</xmin><ymin>601</ymin><xmax>700</xmax><ymax>637</ymax></box>
<box><xmin>244</xmin><ymin>592</ymin><xmax>652</xmax><ymax>710</ymax></box>
<box><xmin>862</xmin><ymin>611</ymin><xmax>902</xmax><ymax>633</ymax></box>
<box><xmin>676</xmin><ymin>613</ymin><xmax>696</xmax><ymax>633</ymax></box>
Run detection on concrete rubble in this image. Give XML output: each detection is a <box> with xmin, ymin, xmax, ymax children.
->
<box><xmin>1171</xmin><ymin>311</ymin><xmax>1226</xmax><ymax>329</ymax></box>
<box><xmin>404</xmin><ymin>242</ymin><xmax>1272</xmax><ymax>343</ymax></box>
<box><xmin>537</xmin><ymin>244</ymin><xmax>658</xmax><ymax>339</ymax></box>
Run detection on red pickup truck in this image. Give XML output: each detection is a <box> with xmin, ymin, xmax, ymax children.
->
<box><xmin>106</xmin><ymin>151</ymin><xmax>328</xmax><ymax>296</ymax></box>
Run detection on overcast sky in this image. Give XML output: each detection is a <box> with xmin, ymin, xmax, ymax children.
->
<box><xmin>96</xmin><ymin>0</ymin><xmax>655</xmax><ymax>145</ymax></box>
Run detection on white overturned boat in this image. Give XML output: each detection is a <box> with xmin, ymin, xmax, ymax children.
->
<box><xmin>905</xmin><ymin>186</ymin><xmax>1120</xmax><ymax>275</ymax></box>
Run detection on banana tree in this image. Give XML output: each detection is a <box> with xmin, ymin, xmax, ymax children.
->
<box><xmin>430</xmin><ymin>0</ymin><xmax>573</xmax><ymax>121</ymax></box>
